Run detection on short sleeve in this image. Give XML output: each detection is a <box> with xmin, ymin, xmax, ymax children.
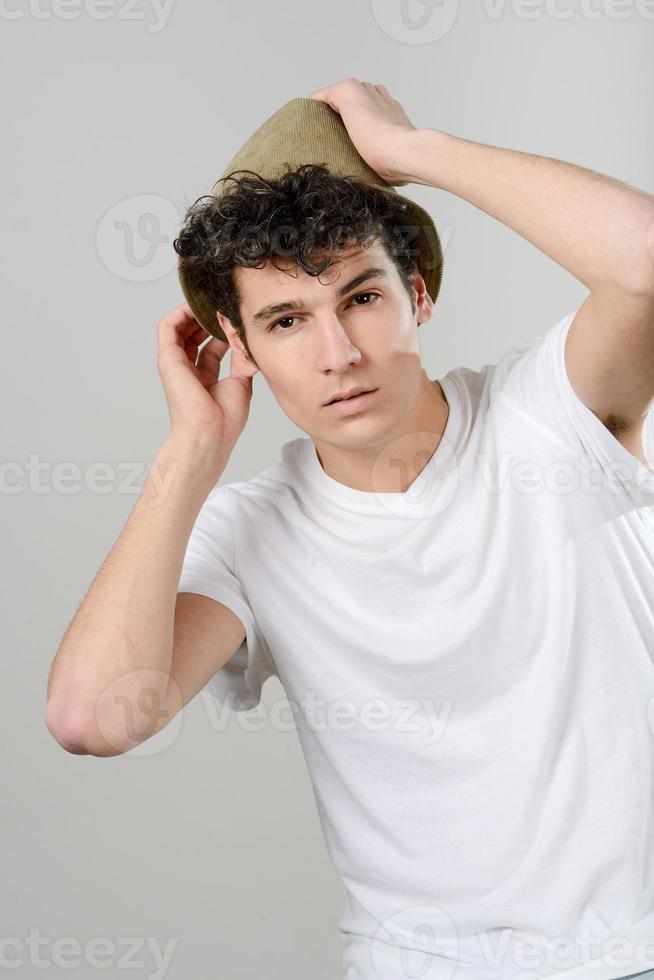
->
<box><xmin>177</xmin><ymin>484</ymin><xmax>277</xmax><ymax>712</ymax></box>
<box><xmin>493</xmin><ymin>307</ymin><xmax>654</xmax><ymax>498</ymax></box>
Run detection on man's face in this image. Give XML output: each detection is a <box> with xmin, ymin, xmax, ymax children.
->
<box><xmin>218</xmin><ymin>238</ymin><xmax>434</xmax><ymax>452</ymax></box>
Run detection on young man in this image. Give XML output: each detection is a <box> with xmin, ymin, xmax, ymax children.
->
<box><xmin>47</xmin><ymin>81</ymin><xmax>654</xmax><ymax>979</ymax></box>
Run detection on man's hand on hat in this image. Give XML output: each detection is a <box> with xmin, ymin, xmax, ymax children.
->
<box><xmin>308</xmin><ymin>78</ymin><xmax>421</xmax><ymax>187</ymax></box>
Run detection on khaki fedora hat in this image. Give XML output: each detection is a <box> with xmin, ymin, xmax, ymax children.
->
<box><xmin>177</xmin><ymin>97</ymin><xmax>444</xmax><ymax>342</ymax></box>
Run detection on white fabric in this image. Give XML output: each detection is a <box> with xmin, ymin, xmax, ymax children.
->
<box><xmin>178</xmin><ymin>308</ymin><xmax>654</xmax><ymax>980</ymax></box>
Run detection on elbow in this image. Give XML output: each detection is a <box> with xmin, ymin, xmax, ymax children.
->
<box><xmin>45</xmin><ymin>707</ymin><xmax>93</xmax><ymax>755</ymax></box>
<box><xmin>44</xmin><ymin>700</ymin><xmax>125</xmax><ymax>758</ymax></box>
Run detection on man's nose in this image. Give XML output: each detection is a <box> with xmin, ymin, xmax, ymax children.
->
<box><xmin>315</xmin><ymin>314</ymin><xmax>363</xmax><ymax>370</ymax></box>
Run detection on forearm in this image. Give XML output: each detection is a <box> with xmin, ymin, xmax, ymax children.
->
<box><xmin>404</xmin><ymin>128</ymin><xmax>654</xmax><ymax>295</ymax></box>
<box><xmin>45</xmin><ymin>435</ymin><xmax>225</xmax><ymax>756</ymax></box>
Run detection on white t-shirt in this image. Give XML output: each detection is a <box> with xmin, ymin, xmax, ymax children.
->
<box><xmin>177</xmin><ymin>308</ymin><xmax>654</xmax><ymax>980</ymax></box>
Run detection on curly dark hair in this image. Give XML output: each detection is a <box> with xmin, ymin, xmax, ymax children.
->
<box><xmin>172</xmin><ymin>163</ymin><xmax>423</xmax><ymax>364</ymax></box>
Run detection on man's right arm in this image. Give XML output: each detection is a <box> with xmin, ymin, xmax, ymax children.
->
<box><xmin>44</xmin><ymin>434</ymin><xmax>242</xmax><ymax>757</ymax></box>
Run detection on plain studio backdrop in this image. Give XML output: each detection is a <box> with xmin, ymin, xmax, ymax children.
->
<box><xmin>2</xmin><ymin>2</ymin><xmax>653</xmax><ymax>977</ymax></box>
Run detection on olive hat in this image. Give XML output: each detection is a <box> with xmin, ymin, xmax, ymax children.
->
<box><xmin>177</xmin><ymin>97</ymin><xmax>443</xmax><ymax>342</ymax></box>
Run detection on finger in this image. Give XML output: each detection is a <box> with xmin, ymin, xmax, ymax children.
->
<box><xmin>159</xmin><ymin>302</ymin><xmax>198</xmax><ymax>332</ymax></box>
<box><xmin>197</xmin><ymin>336</ymin><xmax>229</xmax><ymax>362</ymax></box>
<box><xmin>308</xmin><ymin>89</ymin><xmax>336</xmax><ymax>110</ymax></box>
<box><xmin>308</xmin><ymin>79</ymin><xmax>356</xmax><ymax>109</ymax></box>
<box><xmin>157</xmin><ymin>304</ymin><xmax>202</xmax><ymax>351</ymax></box>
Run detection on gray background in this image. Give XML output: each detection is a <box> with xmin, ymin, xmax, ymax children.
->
<box><xmin>3</xmin><ymin>1</ymin><xmax>653</xmax><ymax>977</ymax></box>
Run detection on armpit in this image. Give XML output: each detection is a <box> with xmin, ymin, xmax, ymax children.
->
<box><xmin>614</xmin><ymin>415</ymin><xmax>653</xmax><ymax>472</ymax></box>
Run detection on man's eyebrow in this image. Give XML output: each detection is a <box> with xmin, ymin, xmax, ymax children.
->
<box><xmin>251</xmin><ymin>266</ymin><xmax>389</xmax><ymax>324</ymax></box>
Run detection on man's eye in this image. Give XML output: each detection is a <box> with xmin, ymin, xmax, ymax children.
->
<box><xmin>268</xmin><ymin>292</ymin><xmax>380</xmax><ymax>333</ymax></box>
<box><xmin>268</xmin><ymin>316</ymin><xmax>298</xmax><ymax>332</ymax></box>
<box><xmin>351</xmin><ymin>291</ymin><xmax>380</xmax><ymax>305</ymax></box>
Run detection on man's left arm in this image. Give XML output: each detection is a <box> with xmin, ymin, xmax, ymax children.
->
<box><xmin>402</xmin><ymin>128</ymin><xmax>654</xmax><ymax>458</ymax></box>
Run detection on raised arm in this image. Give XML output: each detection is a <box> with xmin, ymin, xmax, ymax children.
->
<box><xmin>45</xmin><ymin>304</ymin><xmax>255</xmax><ymax>756</ymax></box>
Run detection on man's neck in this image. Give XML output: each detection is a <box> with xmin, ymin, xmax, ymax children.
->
<box><xmin>313</xmin><ymin>373</ymin><xmax>450</xmax><ymax>494</ymax></box>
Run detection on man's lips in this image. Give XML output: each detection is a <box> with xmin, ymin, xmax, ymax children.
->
<box><xmin>324</xmin><ymin>387</ymin><xmax>377</xmax><ymax>406</ymax></box>
<box><xmin>323</xmin><ymin>388</ymin><xmax>379</xmax><ymax>412</ymax></box>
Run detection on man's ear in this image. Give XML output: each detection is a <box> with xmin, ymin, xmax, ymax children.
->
<box><xmin>216</xmin><ymin>312</ymin><xmax>259</xmax><ymax>379</ymax></box>
<box><xmin>412</xmin><ymin>269</ymin><xmax>434</xmax><ymax>325</ymax></box>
